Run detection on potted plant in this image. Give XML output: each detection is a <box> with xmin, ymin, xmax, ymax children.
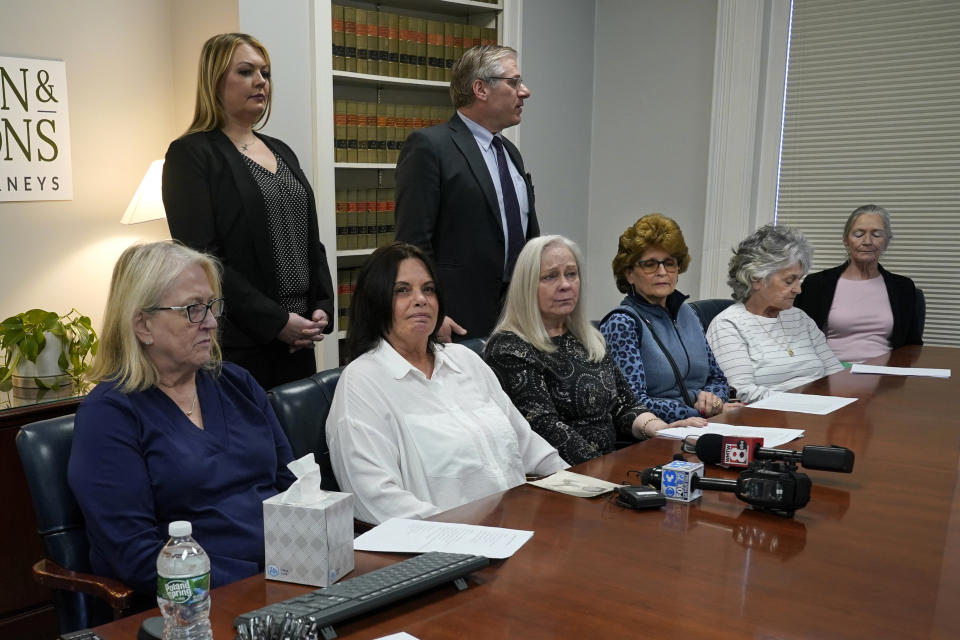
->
<box><xmin>0</xmin><ymin>308</ymin><xmax>99</xmax><ymax>393</ymax></box>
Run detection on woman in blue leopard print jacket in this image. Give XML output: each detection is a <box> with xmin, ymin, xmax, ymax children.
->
<box><xmin>599</xmin><ymin>215</ymin><xmax>737</xmax><ymax>423</ymax></box>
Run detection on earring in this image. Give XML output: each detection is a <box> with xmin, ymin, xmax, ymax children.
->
<box><xmin>144</xmin><ymin>339</ymin><xmax>153</xmax><ymax>345</ymax></box>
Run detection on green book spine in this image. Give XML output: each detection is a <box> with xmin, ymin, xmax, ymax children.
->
<box><xmin>343</xmin><ymin>6</ymin><xmax>357</xmax><ymax>72</ymax></box>
<box><xmin>355</xmin><ymin>8</ymin><xmax>368</xmax><ymax>75</ymax></box>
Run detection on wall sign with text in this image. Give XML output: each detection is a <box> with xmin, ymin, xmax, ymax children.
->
<box><xmin>0</xmin><ymin>55</ymin><xmax>73</xmax><ymax>201</ymax></box>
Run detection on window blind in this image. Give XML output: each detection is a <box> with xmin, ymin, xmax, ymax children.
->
<box><xmin>776</xmin><ymin>0</ymin><xmax>960</xmax><ymax>347</ymax></box>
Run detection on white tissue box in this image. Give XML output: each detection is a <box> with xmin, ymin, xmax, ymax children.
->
<box><xmin>262</xmin><ymin>490</ymin><xmax>355</xmax><ymax>587</ymax></box>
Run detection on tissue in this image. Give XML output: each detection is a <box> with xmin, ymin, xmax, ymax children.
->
<box><xmin>280</xmin><ymin>453</ymin><xmax>327</xmax><ymax>505</ymax></box>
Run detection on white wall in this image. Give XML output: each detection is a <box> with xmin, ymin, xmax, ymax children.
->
<box><xmin>0</xmin><ymin>0</ymin><xmax>177</xmax><ymax>331</ymax></box>
<box><xmin>585</xmin><ymin>0</ymin><xmax>718</xmax><ymax>320</ymax></box>
<box><xmin>519</xmin><ymin>0</ymin><xmax>596</xmax><ymax>251</ymax></box>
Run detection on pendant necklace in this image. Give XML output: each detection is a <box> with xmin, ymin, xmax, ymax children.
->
<box><xmin>756</xmin><ymin>314</ymin><xmax>794</xmax><ymax>356</ymax></box>
<box><xmin>184</xmin><ymin>389</ymin><xmax>198</xmax><ymax>416</ymax></box>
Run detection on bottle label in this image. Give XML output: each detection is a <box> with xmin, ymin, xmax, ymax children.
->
<box><xmin>158</xmin><ymin>573</ymin><xmax>210</xmax><ymax>604</ymax></box>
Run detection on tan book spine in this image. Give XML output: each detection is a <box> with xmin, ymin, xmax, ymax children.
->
<box><xmin>346</xmin><ymin>189</ymin><xmax>359</xmax><ymax>249</ymax></box>
<box><xmin>343</xmin><ymin>6</ymin><xmax>357</xmax><ymax>72</ymax></box>
<box><xmin>377</xmin><ymin>12</ymin><xmax>390</xmax><ymax>76</ymax></box>
<box><xmin>414</xmin><ymin>18</ymin><xmax>428</xmax><ymax>80</ymax></box>
<box><xmin>481</xmin><ymin>27</ymin><xmax>497</xmax><ymax>47</ymax></box>
<box><xmin>376</xmin><ymin>102</ymin><xmax>388</xmax><ymax>163</ymax></box>
<box><xmin>335</xmin><ymin>189</ymin><xmax>348</xmax><ymax>250</ymax></box>
<box><xmin>443</xmin><ymin>21</ymin><xmax>455</xmax><ymax>82</ymax></box>
<box><xmin>334</xmin><ymin>99</ymin><xmax>347</xmax><ymax>162</ymax></box>
<box><xmin>465</xmin><ymin>24</ymin><xmax>481</xmax><ymax>50</ymax></box>
<box><xmin>427</xmin><ymin>20</ymin><xmax>444</xmax><ymax>81</ymax></box>
<box><xmin>384</xmin><ymin>103</ymin><xmax>398</xmax><ymax>163</ymax></box>
<box><xmin>387</xmin><ymin>13</ymin><xmax>399</xmax><ymax>78</ymax></box>
<box><xmin>332</xmin><ymin>4</ymin><xmax>345</xmax><ymax>71</ymax></box>
<box><xmin>453</xmin><ymin>23</ymin><xmax>464</xmax><ymax>77</ymax></box>
<box><xmin>345</xmin><ymin>100</ymin><xmax>358</xmax><ymax>163</ymax></box>
<box><xmin>376</xmin><ymin>188</ymin><xmax>390</xmax><ymax>247</ymax></box>
<box><xmin>398</xmin><ymin>16</ymin><xmax>410</xmax><ymax>79</ymax></box>
<box><xmin>355</xmin><ymin>8</ymin><xmax>368</xmax><ymax>75</ymax></box>
<box><xmin>365</xmin><ymin>188</ymin><xmax>379</xmax><ymax>249</ymax></box>
<box><xmin>356</xmin><ymin>101</ymin><xmax>368</xmax><ymax>163</ymax></box>
<box><xmin>413</xmin><ymin>104</ymin><xmax>426</xmax><ymax>131</ymax></box>
<box><xmin>385</xmin><ymin>189</ymin><xmax>396</xmax><ymax>244</ymax></box>
<box><xmin>367</xmin><ymin>107</ymin><xmax>379</xmax><ymax>165</ymax></box>
<box><xmin>403</xmin><ymin>104</ymin><xmax>415</xmax><ymax>147</ymax></box>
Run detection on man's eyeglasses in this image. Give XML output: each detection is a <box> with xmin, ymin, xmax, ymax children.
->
<box><xmin>635</xmin><ymin>258</ymin><xmax>680</xmax><ymax>274</ymax></box>
<box><xmin>146</xmin><ymin>298</ymin><xmax>225</xmax><ymax>324</ymax></box>
<box><xmin>487</xmin><ymin>76</ymin><xmax>525</xmax><ymax>89</ymax></box>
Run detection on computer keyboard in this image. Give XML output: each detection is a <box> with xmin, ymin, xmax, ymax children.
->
<box><xmin>235</xmin><ymin>551</ymin><xmax>489</xmax><ymax>640</ymax></box>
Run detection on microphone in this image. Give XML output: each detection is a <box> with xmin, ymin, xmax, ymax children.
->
<box><xmin>694</xmin><ymin>433</ymin><xmax>855</xmax><ymax>473</ymax></box>
<box><xmin>642</xmin><ymin>460</ymin><xmax>811</xmax><ymax>517</ymax></box>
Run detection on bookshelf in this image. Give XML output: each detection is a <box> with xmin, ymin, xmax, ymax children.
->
<box><xmin>310</xmin><ymin>0</ymin><xmax>509</xmax><ymax>365</ymax></box>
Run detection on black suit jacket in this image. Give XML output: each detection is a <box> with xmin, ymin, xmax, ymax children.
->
<box><xmin>162</xmin><ymin>129</ymin><xmax>334</xmax><ymax>352</ymax></box>
<box><xmin>794</xmin><ymin>262</ymin><xmax>923</xmax><ymax>349</ymax></box>
<box><xmin>394</xmin><ymin>114</ymin><xmax>539</xmax><ymax>339</ymax></box>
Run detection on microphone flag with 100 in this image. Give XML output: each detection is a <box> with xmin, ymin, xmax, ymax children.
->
<box><xmin>694</xmin><ymin>433</ymin><xmax>855</xmax><ymax>473</ymax></box>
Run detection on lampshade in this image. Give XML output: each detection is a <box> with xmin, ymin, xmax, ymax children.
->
<box><xmin>120</xmin><ymin>160</ymin><xmax>166</xmax><ymax>224</ymax></box>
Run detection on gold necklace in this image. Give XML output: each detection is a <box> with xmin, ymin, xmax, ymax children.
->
<box><xmin>755</xmin><ymin>314</ymin><xmax>794</xmax><ymax>356</ymax></box>
<box><xmin>184</xmin><ymin>389</ymin><xmax>198</xmax><ymax>416</ymax></box>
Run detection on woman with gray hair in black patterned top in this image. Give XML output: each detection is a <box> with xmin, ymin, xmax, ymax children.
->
<box><xmin>483</xmin><ymin>235</ymin><xmax>706</xmax><ymax>465</ymax></box>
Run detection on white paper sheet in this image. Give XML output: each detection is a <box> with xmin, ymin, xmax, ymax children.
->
<box><xmin>373</xmin><ymin>634</ymin><xmax>419</xmax><ymax>640</ymax></box>
<box><xmin>850</xmin><ymin>364</ymin><xmax>951</xmax><ymax>378</ymax></box>
<box><xmin>746</xmin><ymin>392</ymin><xmax>857</xmax><ymax>415</ymax></box>
<box><xmin>353</xmin><ymin>518</ymin><xmax>533</xmax><ymax>558</ymax></box>
<box><xmin>657</xmin><ymin>423</ymin><xmax>805</xmax><ymax>447</ymax></box>
<box><xmin>527</xmin><ymin>469</ymin><xmax>621</xmax><ymax>496</ymax></box>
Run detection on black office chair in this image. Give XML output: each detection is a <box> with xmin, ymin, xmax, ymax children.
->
<box><xmin>16</xmin><ymin>415</ymin><xmax>135</xmax><ymax>633</ymax></box>
<box><xmin>689</xmin><ymin>298</ymin><xmax>734</xmax><ymax>332</ymax></box>
<box><xmin>268</xmin><ymin>367</ymin><xmax>343</xmax><ymax>492</ymax></box>
<box><xmin>458</xmin><ymin>337</ymin><xmax>487</xmax><ymax>355</ymax></box>
<box><xmin>915</xmin><ymin>288</ymin><xmax>926</xmax><ymax>340</ymax></box>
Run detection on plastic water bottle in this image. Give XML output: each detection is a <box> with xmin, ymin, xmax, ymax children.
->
<box><xmin>157</xmin><ymin>521</ymin><xmax>212</xmax><ymax>640</ymax></box>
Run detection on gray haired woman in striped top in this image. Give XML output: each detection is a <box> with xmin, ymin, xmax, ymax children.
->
<box><xmin>706</xmin><ymin>225</ymin><xmax>842</xmax><ymax>404</ymax></box>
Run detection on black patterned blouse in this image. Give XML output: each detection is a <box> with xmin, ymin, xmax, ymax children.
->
<box><xmin>242</xmin><ymin>152</ymin><xmax>311</xmax><ymax>316</ymax></box>
<box><xmin>483</xmin><ymin>330</ymin><xmax>649</xmax><ymax>465</ymax></box>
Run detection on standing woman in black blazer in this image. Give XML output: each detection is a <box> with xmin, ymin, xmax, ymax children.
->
<box><xmin>163</xmin><ymin>33</ymin><xmax>334</xmax><ymax>390</ymax></box>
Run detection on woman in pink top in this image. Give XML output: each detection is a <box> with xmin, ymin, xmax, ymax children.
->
<box><xmin>794</xmin><ymin>205</ymin><xmax>923</xmax><ymax>362</ymax></box>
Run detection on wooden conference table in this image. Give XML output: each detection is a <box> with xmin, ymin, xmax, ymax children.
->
<box><xmin>95</xmin><ymin>345</ymin><xmax>960</xmax><ymax>639</ymax></box>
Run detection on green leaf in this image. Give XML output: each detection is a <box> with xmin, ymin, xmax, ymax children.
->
<box><xmin>1</xmin><ymin>327</ymin><xmax>25</xmax><ymax>350</ymax></box>
<box><xmin>0</xmin><ymin>366</ymin><xmax>10</xmax><ymax>383</ymax></box>
<box><xmin>58</xmin><ymin>351</ymin><xmax>69</xmax><ymax>370</ymax></box>
<box><xmin>21</xmin><ymin>335</ymin><xmax>39</xmax><ymax>362</ymax></box>
<box><xmin>34</xmin><ymin>376</ymin><xmax>58</xmax><ymax>390</ymax></box>
<box><xmin>0</xmin><ymin>377</ymin><xmax>11</xmax><ymax>392</ymax></box>
<box><xmin>23</xmin><ymin>309</ymin><xmax>50</xmax><ymax>325</ymax></box>
<box><xmin>35</xmin><ymin>331</ymin><xmax>47</xmax><ymax>355</ymax></box>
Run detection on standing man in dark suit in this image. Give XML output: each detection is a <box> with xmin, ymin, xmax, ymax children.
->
<box><xmin>395</xmin><ymin>45</ymin><xmax>536</xmax><ymax>342</ymax></box>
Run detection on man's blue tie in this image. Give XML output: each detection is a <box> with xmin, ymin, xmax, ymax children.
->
<box><xmin>491</xmin><ymin>135</ymin><xmax>525</xmax><ymax>280</ymax></box>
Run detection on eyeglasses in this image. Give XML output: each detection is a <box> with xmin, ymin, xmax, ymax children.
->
<box><xmin>635</xmin><ymin>258</ymin><xmax>680</xmax><ymax>274</ymax></box>
<box><xmin>146</xmin><ymin>298</ymin><xmax>225</xmax><ymax>324</ymax></box>
<box><xmin>487</xmin><ymin>76</ymin><xmax>525</xmax><ymax>89</ymax></box>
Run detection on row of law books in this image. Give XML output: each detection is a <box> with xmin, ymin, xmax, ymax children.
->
<box><xmin>334</xmin><ymin>100</ymin><xmax>453</xmax><ymax>164</ymax></box>
<box><xmin>332</xmin><ymin>5</ymin><xmax>498</xmax><ymax>81</ymax></box>
<box><xmin>335</xmin><ymin>188</ymin><xmax>396</xmax><ymax>251</ymax></box>
<box><xmin>337</xmin><ymin>267</ymin><xmax>359</xmax><ymax>333</ymax></box>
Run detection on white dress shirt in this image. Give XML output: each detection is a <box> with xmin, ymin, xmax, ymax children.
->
<box><xmin>707</xmin><ymin>304</ymin><xmax>844</xmax><ymax>404</ymax></box>
<box><xmin>326</xmin><ymin>340</ymin><xmax>567</xmax><ymax>524</ymax></box>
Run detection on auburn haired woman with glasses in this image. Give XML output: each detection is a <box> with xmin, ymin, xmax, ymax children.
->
<box><xmin>600</xmin><ymin>214</ymin><xmax>736</xmax><ymax>422</ymax></box>
<box><xmin>68</xmin><ymin>241</ymin><xmax>295</xmax><ymax>598</ymax></box>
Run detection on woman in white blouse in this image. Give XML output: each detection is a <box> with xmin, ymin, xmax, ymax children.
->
<box><xmin>326</xmin><ymin>242</ymin><xmax>567</xmax><ymax>525</ymax></box>
<box><xmin>706</xmin><ymin>225</ymin><xmax>843</xmax><ymax>404</ymax></box>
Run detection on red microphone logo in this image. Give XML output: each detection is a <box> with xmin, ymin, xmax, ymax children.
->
<box><xmin>721</xmin><ymin>436</ymin><xmax>764</xmax><ymax>468</ymax></box>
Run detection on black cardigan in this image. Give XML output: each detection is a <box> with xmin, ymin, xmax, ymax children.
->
<box><xmin>794</xmin><ymin>262</ymin><xmax>922</xmax><ymax>349</ymax></box>
<box><xmin>162</xmin><ymin>129</ymin><xmax>334</xmax><ymax>350</ymax></box>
